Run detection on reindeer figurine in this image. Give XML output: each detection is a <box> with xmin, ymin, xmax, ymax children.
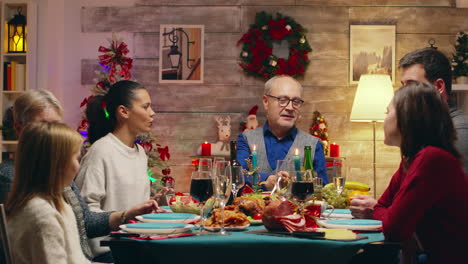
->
<box><xmin>197</xmin><ymin>116</ymin><xmax>231</xmax><ymax>156</ymax></box>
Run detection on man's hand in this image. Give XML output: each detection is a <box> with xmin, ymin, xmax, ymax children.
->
<box><xmin>265</xmin><ymin>171</ymin><xmax>290</xmax><ymax>191</ymax></box>
<box><xmin>349</xmin><ymin>195</ymin><xmax>377</xmax><ymax>219</ymax></box>
<box><xmin>264</xmin><ymin>174</ymin><xmax>278</xmax><ymax>191</ymax></box>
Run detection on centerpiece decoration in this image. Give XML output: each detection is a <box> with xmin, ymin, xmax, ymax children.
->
<box><xmin>237</xmin><ymin>11</ymin><xmax>312</xmax><ymax>79</ymax></box>
<box><xmin>452</xmin><ymin>31</ymin><xmax>467</xmax><ymax>84</ymax></box>
<box><xmin>242</xmin><ymin>151</ymin><xmax>261</xmax><ymax>193</ymax></box>
<box><xmin>78</xmin><ymin>34</ymin><xmax>171</xmax><ymax>194</ymax></box>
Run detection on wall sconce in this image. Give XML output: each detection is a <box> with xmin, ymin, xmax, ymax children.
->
<box><xmin>163</xmin><ymin>28</ymin><xmax>195</xmax><ymax>69</ymax></box>
<box><xmin>7</xmin><ymin>7</ymin><xmax>26</xmax><ymax>53</ymax></box>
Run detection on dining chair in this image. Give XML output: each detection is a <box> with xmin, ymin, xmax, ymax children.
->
<box><xmin>401</xmin><ymin>233</ymin><xmax>426</xmax><ymax>264</ymax></box>
<box><xmin>0</xmin><ymin>204</ymin><xmax>13</xmax><ymax>264</ymax></box>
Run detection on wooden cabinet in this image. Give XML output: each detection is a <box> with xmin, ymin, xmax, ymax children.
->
<box><xmin>0</xmin><ymin>1</ymin><xmax>36</xmax><ymax>162</ymax></box>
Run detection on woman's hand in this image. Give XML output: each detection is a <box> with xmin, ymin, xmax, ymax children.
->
<box><xmin>349</xmin><ymin>195</ymin><xmax>377</xmax><ymax>219</ymax></box>
<box><xmin>152</xmin><ymin>187</ymin><xmax>174</xmax><ymax>206</ymax></box>
<box><xmin>126</xmin><ymin>200</ymin><xmax>165</xmax><ymax>220</ymax></box>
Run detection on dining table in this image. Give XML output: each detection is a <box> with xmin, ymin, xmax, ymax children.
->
<box><xmin>101</xmin><ymin>225</ymin><xmax>400</xmax><ymax>264</ymax></box>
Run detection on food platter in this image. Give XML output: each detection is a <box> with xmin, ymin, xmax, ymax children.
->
<box><xmin>204</xmin><ymin>224</ymin><xmax>250</xmax><ymax>232</ymax></box>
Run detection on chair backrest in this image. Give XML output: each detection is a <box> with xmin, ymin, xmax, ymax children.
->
<box><xmin>0</xmin><ymin>204</ymin><xmax>13</xmax><ymax>264</ymax></box>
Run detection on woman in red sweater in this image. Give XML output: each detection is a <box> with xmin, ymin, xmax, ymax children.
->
<box><xmin>375</xmin><ymin>82</ymin><xmax>468</xmax><ymax>263</ymax></box>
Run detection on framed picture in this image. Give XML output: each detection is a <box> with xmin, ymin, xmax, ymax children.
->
<box><xmin>159</xmin><ymin>25</ymin><xmax>204</xmax><ymax>83</ymax></box>
<box><xmin>350</xmin><ymin>25</ymin><xmax>396</xmax><ymax>84</ymax></box>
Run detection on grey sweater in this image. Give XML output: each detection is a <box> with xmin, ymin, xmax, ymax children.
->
<box><xmin>451</xmin><ymin>107</ymin><xmax>468</xmax><ymax>174</ymax></box>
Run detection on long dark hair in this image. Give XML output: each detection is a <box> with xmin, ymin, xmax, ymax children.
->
<box><xmin>394</xmin><ymin>82</ymin><xmax>460</xmax><ymax>168</ymax></box>
<box><xmin>86</xmin><ymin>80</ymin><xmax>145</xmax><ymax>144</ymax></box>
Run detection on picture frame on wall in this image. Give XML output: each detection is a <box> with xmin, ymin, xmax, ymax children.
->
<box><xmin>159</xmin><ymin>25</ymin><xmax>204</xmax><ymax>83</ymax></box>
<box><xmin>349</xmin><ymin>25</ymin><xmax>396</xmax><ymax>84</ymax></box>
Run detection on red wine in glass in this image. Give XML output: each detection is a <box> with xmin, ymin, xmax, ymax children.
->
<box><xmin>190</xmin><ymin>178</ymin><xmax>214</xmax><ymax>203</ymax></box>
<box><xmin>291</xmin><ymin>181</ymin><xmax>314</xmax><ymax>201</ymax></box>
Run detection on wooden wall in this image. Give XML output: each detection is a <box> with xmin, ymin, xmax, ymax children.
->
<box><xmin>80</xmin><ymin>0</ymin><xmax>468</xmax><ymax>195</ymax></box>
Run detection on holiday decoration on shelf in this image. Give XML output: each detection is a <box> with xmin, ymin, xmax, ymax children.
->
<box><xmin>241</xmin><ymin>105</ymin><xmax>259</xmax><ymax>132</ymax></box>
<box><xmin>196</xmin><ymin>116</ymin><xmax>231</xmax><ymax>156</ymax></box>
<box><xmin>452</xmin><ymin>31</ymin><xmax>467</xmax><ymax>81</ymax></box>
<box><xmin>78</xmin><ymin>35</ymin><xmax>171</xmax><ymax>193</ymax></box>
<box><xmin>237</xmin><ymin>11</ymin><xmax>312</xmax><ymax>79</ymax></box>
<box><xmin>309</xmin><ymin>111</ymin><xmax>329</xmax><ymax>156</ymax></box>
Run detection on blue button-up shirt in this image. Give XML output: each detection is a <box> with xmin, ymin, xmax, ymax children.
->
<box><xmin>237</xmin><ymin>123</ymin><xmax>328</xmax><ymax>184</ymax></box>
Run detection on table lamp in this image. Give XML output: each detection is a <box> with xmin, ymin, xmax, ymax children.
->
<box><xmin>350</xmin><ymin>74</ymin><xmax>394</xmax><ymax>198</ymax></box>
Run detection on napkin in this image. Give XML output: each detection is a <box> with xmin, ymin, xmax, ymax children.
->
<box><xmin>323</xmin><ymin>229</ymin><xmax>357</xmax><ymax>240</ymax></box>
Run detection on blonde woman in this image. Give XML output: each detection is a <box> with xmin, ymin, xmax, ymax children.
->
<box><xmin>4</xmin><ymin>90</ymin><xmax>161</xmax><ymax>263</ymax></box>
<box><xmin>5</xmin><ymin>122</ymin><xmax>94</xmax><ymax>264</ymax></box>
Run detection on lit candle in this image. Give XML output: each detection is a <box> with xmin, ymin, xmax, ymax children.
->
<box><xmin>330</xmin><ymin>143</ymin><xmax>340</xmax><ymax>157</ymax></box>
<box><xmin>252</xmin><ymin>144</ymin><xmax>258</xmax><ymax>186</ymax></box>
<box><xmin>201</xmin><ymin>141</ymin><xmax>211</xmax><ymax>156</ymax></box>
<box><xmin>294</xmin><ymin>148</ymin><xmax>302</xmax><ymax>181</ymax></box>
<box><xmin>294</xmin><ymin>148</ymin><xmax>301</xmax><ymax>171</ymax></box>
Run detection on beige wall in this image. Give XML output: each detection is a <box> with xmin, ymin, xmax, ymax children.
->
<box><xmin>75</xmin><ymin>0</ymin><xmax>468</xmax><ymax>195</ymax></box>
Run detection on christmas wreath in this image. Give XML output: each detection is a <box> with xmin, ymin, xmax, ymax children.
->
<box><xmin>237</xmin><ymin>11</ymin><xmax>312</xmax><ymax>79</ymax></box>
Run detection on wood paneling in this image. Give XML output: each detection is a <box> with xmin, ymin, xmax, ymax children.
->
<box><xmin>80</xmin><ymin>1</ymin><xmax>468</xmax><ymax>195</ymax></box>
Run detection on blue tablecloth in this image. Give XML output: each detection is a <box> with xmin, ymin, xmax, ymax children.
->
<box><xmin>104</xmin><ymin>226</ymin><xmax>391</xmax><ymax>264</ymax></box>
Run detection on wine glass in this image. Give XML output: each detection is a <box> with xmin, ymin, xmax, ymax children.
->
<box><xmin>272</xmin><ymin>159</ymin><xmax>294</xmax><ymax>200</ymax></box>
<box><xmin>198</xmin><ymin>158</ymin><xmax>213</xmax><ymax>172</ymax></box>
<box><xmin>291</xmin><ymin>170</ymin><xmax>314</xmax><ymax>215</ymax></box>
<box><xmin>213</xmin><ymin>157</ymin><xmax>225</xmax><ymax>165</ymax></box>
<box><xmin>229</xmin><ymin>165</ymin><xmax>245</xmax><ymax>199</ymax></box>
<box><xmin>333</xmin><ymin>158</ymin><xmax>346</xmax><ymax>197</ymax></box>
<box><xmin>190</xmin><ymin>171</ymin><xmax>214</xmax><ymax>235</ymax></box>
<box><xmin>212</xmin><ymin>161</ymin><xmax>232</xmax><ymax>235</ymax></box>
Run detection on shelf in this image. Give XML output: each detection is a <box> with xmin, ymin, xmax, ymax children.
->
<box><xmin>2</xmin><ymin>90</ymin><xmax>25</xmax><ymax>94</ymax></box>
<box><xmin>3</xmin><ymin>53</ymin><xmax>27</xmax><ymax>57</ymax></box>
<box><xmin>0</xmin><ymin>140</ymin><xmax>17</xmax><ymax>145</ymax></box>
<box><xmin>453</xmin><ymin>84</ymin><xmax>468</xmax><ymax>91</ymax></box>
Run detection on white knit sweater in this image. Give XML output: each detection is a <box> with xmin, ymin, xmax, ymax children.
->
<box><xmin>7</xmin><ymin>197</ymin><xmax>91</xmax><ymax>264</ymax></box>
<box><xmin>75</xmin><ymin>132</ymin><xmax>150</xmax><ymax>212</ymax></box>
<box><xmin>75</xmin><ymin>132</ymin><xmax>151</xmax><ymax>257</ymax></box>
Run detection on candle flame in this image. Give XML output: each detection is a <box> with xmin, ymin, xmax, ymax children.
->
<box><xmin>204</xmin><ymin>141</ymin><xmax>208</xmax><ymax>144</ymax></box>
<box><xmin>253</xmin><ymin>144</ymin><xmax>257</xmax><ymax>151</ymax></box>
<box><xmin>294</xmin><ymin>148</ymin><xmax>299</xmax><ymax>156</ymax></box>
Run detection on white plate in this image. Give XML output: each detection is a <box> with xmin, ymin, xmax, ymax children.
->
<box><xmin>136</xmin><ymin>213</ymin><xmax>200</xmax><ymax>223</ymax></box>
<box><xmin>204</xmin><ymin>224</ymin><xmax>250</xmax><ymax>232</ymax></box>
<box><xmin>324</xmin><ymin>209</ymin><xmax>353</xmax><ymax>219</ymax></box>
<box><xmin>318</xmin><ymin>219</ymin><xmax>382</xmax><ymax>231</ymax></box>
<box><xmin>120</xmin><ymin>223</ymin><xmax>194</xmax><ymax>235</ymax></box>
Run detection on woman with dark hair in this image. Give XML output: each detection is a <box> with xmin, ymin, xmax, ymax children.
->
<box><xmin>375</xmin><ymin>82</ymin><xmax>468</xmax><ymax>263</ymax></box>
<box><xmin>75</xmin><ymin>80</ymin><xmax>159</xmax><ymax>257</ymax></box>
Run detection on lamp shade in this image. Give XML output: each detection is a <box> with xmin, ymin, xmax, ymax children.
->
<box><xmin>350</xmin><ymin>74</ymin><xmax>394</xmax><ymax>122</ymax></box>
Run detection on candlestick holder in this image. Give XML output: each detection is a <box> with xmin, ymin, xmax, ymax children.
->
<box><xmin>242</xmin><ymin>157</ymin><xmax>261</xmax><ymax>192</ymax></box>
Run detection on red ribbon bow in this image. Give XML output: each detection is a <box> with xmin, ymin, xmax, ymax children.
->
<box><xmin>157</xmin><ymin>146</ymin><xmax>170</xmax><ymax>161</ymax></box>
<box><xmin>98</xmin><ymin>40</ymin><xmax>133</xmax><ymax>83</ymax></box>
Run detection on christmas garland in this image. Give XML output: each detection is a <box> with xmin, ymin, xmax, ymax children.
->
<box><xmin>237</xmin><ymin>11</ymin><xmax>312</xmax><ymax>79</ymax></box>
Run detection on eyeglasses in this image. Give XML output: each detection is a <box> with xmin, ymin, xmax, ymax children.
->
<box><xmin>266</xmin><ymin>94</ymin><xmax>304</xmax><ymax>108</ymax></box>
